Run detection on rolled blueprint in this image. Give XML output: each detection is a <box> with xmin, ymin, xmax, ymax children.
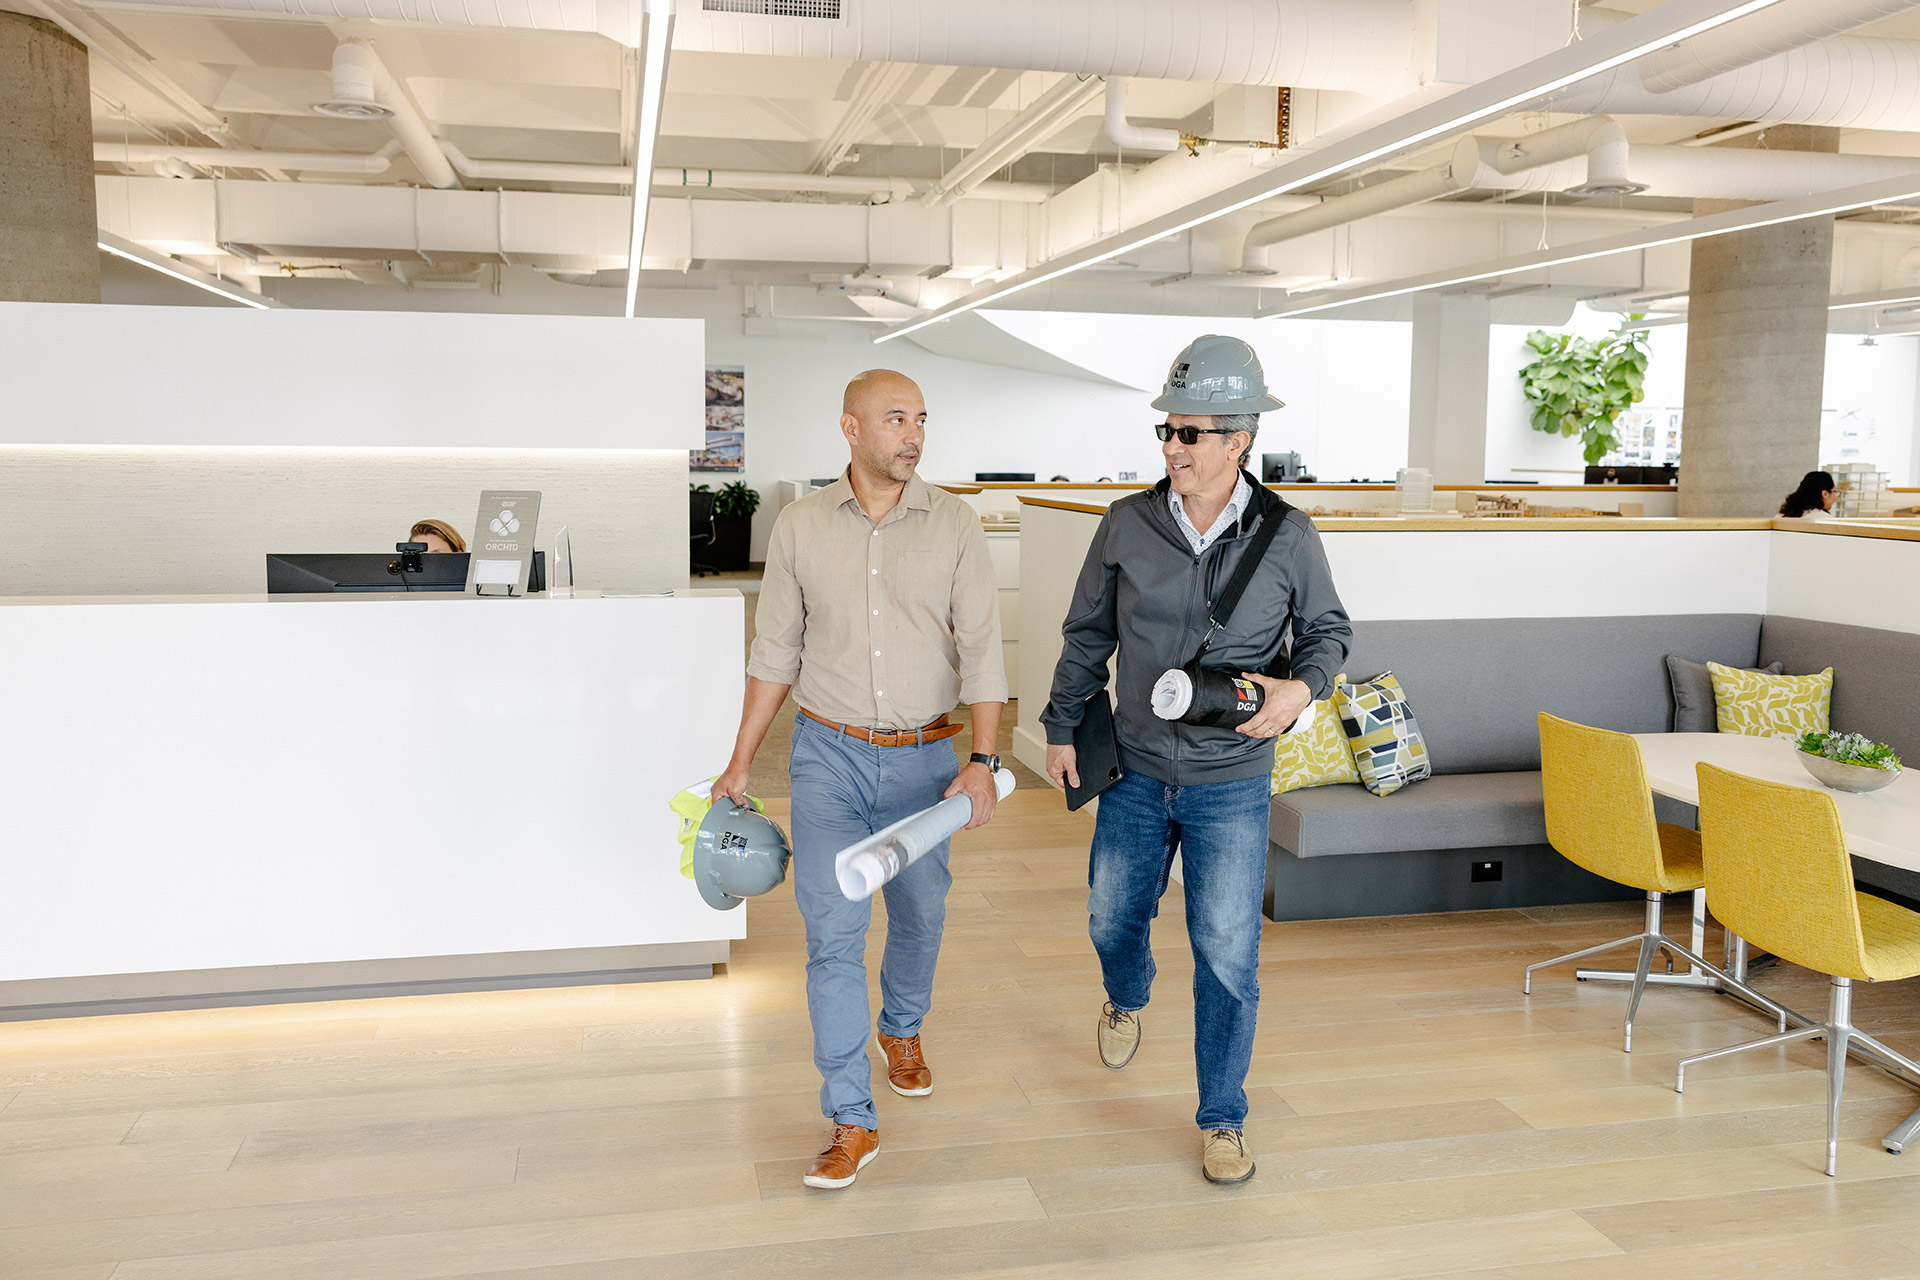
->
<box><xmin>835</xmin><ymin>768</ymin><xmax>1015</xmax><ymax>901</ymax></box>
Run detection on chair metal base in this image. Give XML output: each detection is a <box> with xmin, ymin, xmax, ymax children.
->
<box><xmin>1676</xmin><ymin>976</ymin><xmax>1920</xmax><ymax>1176</ymax></box>
<box><xmin>1577</xmin><ymin>887</ymin><xmax>1720</xmax><ymax>990</ymax></box>
<box><xmin>1523</xmin><ymin>889</ymin><xmax>1798</xmax><ymax>1052</ymax></box>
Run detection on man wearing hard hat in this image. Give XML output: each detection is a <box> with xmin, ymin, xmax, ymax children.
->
<box><xmin>713</xmin><ymin>369</ymin><xmax>1007</xmax><ymax>1191</ymax></box>
<box><xmin>1040</xmin><ymin>335</ymin><xmax>1352</xmax><ymax>1184</ymax></box>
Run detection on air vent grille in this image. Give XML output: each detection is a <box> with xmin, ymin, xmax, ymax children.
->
<box><xmin>701</xmin><ymin>0</ymin><xmax>840</xmax><ymax>16</ymax></box>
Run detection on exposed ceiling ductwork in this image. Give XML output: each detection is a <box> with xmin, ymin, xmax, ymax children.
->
<box><xmin>1634</xmin><ymin>0</ymin><xmax>1920</xmax><ymax>92</ymax></box>
<box><xmin>325</xmin><ymin>40</ymin><xmax>459</xmax><ymax>189</ymax></box>
<box><xmin>1241</xmin><ymin>119</ymin><xmax>1920</xmax><ymax>271</ymax></box>
<box><xmin>74</xmin><ymin>0</ymin><xmax>1422</xmax><ymax>89</ymax></box>
<box><xmin>1559</xmin><ymin>8</ymin><xmax>1920</xmax><ymax>131</ymax></box>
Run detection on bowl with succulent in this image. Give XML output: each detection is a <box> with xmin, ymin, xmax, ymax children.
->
<box><xmin>1795</xmin><ymin>731</ymin><xmax>1904</xmax><ymax>794</ymax></box>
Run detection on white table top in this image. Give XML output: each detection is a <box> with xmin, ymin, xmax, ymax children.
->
<box><xmin>1633</xmin><ymin>733</ymin><xmax>1920</xmax><ymax>876</ymax></box>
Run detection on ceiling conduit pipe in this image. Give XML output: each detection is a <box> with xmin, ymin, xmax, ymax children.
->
<box><xmin>319</xmin><ymin>40</ymin><xmax>459</xmax><ymax>189</ymax></box>
<box><xmin>1103</xmin><ymin>78</ymin><xmax>1182</xmax><ymax>152</ymax></box>
<box><xmin>96</xmin><ymin>141</ymin><xmax>1053</xmax><ymax>201</ymax></box>
<box><xmin>440</xmin><ymin>142</ymin><xmax>631</xmax><ymax>186</ymax></box>
<box><xmin>1637</xmin><ymin>0</ymin><xmax>1920</xmax><ymax>93</ymax></box>
<box><xmin>922</xmin><ymin>73</ymin><xmax>1105</xmax><ymax>207</ymax></box>
<box><xmin>93</xmin><ymin>141</ymin><xmax>403</xmax><ymax>174</ymax></box>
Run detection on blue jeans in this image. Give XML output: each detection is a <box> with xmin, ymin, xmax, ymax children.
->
<box><xmin>788</xmin><ymin>712</ymin><xmax>959</xmax><ymax>1130</ymax></box>
<box><xmin>1088</xmin><ymin>767</ymin><xmax>1271</xmax><ymax>1131</ymax></box>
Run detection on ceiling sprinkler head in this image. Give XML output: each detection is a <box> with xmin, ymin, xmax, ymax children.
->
<box><xmin>312</xmin><ymin>97</ymin><xmax>394</xmax><ymax>120</ymax></box>
<box><xmin>1564</xmin><ymin>177</ymin><xmax>1650</xmax><ymax>198</ymax></box>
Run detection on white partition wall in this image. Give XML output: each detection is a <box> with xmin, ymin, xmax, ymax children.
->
<box><xmin>0</xmin><ymin>303</ymin><xmax>704</xmax><ymax>450</ymax></box>
<box><xmin>1768</xmin><ymin>527</ymin><xmax>1920</xmax><ymax>636</ymax></box>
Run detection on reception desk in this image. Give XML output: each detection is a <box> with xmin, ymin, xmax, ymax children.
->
<box><xmin>0</xmin><ymin>590</ymin><xmax>745</xmax><ymax>1017</ymax></box>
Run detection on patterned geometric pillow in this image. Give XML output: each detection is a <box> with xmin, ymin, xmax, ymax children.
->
<box><xmin>1708</xmin><ymin>662</ymin><xmax>1833</xmax><ymax>741</ymax></box>
<box><xmin>1333</xmin><ymin>671</ymin><xmax>1433</xmax><ymax>798</ymax></box>
<box><xmin>1270</xmin><ymin>697</ymin><xmax>1361</xmax><ymax>795</ymax></box>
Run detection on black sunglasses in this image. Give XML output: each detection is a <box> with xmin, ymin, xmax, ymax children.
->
<box><xmin>1155</xmin><ymin>423</ymin><xmax>1239</xmax><ymax>445</ymax></box>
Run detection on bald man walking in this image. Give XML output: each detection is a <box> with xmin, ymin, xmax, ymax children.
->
<box><xmin>714</xmin><ymin>370</ymin><xmax>1007</xmax><ymax>1190</ymax></box>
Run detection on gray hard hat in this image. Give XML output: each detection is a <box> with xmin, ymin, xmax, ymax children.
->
<box><xmin>1150</xmin><ymin>334</ymin><xmax>1285</xmax><ymax>415</ymax></box>
<box><xmin>691</xmin><ymin>801</ymin><xmax>792</xmax><ymax>911</ymax></box>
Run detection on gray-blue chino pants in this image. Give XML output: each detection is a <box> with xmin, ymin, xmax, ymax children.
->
<box><xmin>788</xmin><ymin>710</ymin><xmax>959</xmax><ymax>1130</ymax></box>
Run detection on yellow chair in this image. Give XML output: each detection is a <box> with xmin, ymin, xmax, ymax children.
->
<box><xmin>1677</xmin><ymin>763</ymin><xmax>1920</xmax><ymax>1177</ymax></box>
<box><xmin>1525</xmin><ymin>714</ymin><xmax>1794</xmax><ymax>1051</ymax></box>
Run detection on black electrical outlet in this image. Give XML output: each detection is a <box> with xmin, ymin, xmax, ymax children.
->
<box><xmin>1471</xmin><ymin>860</ymin><xmax>1503</xmax><ymax>883</ymax></box>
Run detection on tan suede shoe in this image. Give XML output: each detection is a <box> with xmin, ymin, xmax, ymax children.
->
<box><xmin>803</xmin><ymin>1123</ymin><xmax>879</xmax><ymax>1189</ymax></box>
<box><xmin>1097</xmin><ymin>1001</ymin><xmax>1142</xmax><ymax>1069</ymax></box>
<box><xmin>1202</xmin><ymin>1128</ymin><xmax>1255</xmax><ymax>1184</ymax></box>
<box><xmin>876</xmin><ymin>1032</ymin><xmax>932</xmax><ymax>1096</ymax></box>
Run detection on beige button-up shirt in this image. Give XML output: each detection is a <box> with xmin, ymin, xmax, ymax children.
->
<box><xmin>748</xmin><ymin>471</ymin><xmax>1007</xmax><ymax>731</ymax></box>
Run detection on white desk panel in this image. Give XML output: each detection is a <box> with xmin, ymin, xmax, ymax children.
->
<box><xmin>0</xmin><ymin>593</ymin><xmax>746</xmax><ymax>984</ymax></box>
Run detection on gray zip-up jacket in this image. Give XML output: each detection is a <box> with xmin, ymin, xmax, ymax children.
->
<box><xmin>1040</xmin><ymin>473</ymin><xmax>1353</xmax><ymax>786</ymax></box>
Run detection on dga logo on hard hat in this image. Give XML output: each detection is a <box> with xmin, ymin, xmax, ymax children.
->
<box><xmin>1171</xmin><ymin>361</ymin><xmax>1192</xmax><ymax>388</ymax></box>
<box><xmin>718</xmin><ymin>830</ymin><xmax>750</xmax><ymax>856</ymax></box>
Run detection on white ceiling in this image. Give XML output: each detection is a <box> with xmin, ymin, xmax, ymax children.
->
<box><xmin>63</xmin><ymin>0</ymin><xmax>1920</xmax><ymax>325</ymax></box>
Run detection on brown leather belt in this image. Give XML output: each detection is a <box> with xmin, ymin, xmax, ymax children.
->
<box><xmin>801</xmin><ymin>707</ymin><xmax>965</xmax><ymax>747</ymax></box>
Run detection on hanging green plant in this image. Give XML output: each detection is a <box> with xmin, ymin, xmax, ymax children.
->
<box><xmin>1518</xmin><ymin>323</ymin><xmax>1651</xmax><ymax>465</ymax></box>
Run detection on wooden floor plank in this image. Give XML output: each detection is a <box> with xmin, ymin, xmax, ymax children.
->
<box><xmin>2</xmin><ymin>788</ymin><xmax>1917</xmax><ymax>1276</ymax></box>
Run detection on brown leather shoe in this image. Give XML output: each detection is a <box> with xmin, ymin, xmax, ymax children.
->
<box><xmin>1202</xmin><ymin>1128</ymin><xmax>1255</xmax><ymax>1184</ymax></box>
<box><xmin>876</xmin><ymin>1032</ymin><xmax>933</xmax><ymax>1096</ymax></box>
<box><xmin>803</xmin><ymin>1123</ymin><xmax>879</xmax><ymax>1189</ymax></box>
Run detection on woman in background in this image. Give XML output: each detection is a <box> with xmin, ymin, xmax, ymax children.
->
<box><xmin>1779</xmin><ymin>471</ymin><xmax>1836</xmax><ymax>519</ymax></box>
<box><xmin>408</xmin><ymin>518</ymin><xmax>467</xmax><ymax>553</ymax></box>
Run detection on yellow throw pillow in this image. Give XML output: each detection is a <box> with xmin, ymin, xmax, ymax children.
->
<box><xmin>1708</xmin><ymin>662</ymin><xmax>1833</xmax><ymax>741</ymax></box>
<box><xmin>1271</xmin><ymin>697</ymin><xmax>1360</xmax><ymax>794</ymax></box>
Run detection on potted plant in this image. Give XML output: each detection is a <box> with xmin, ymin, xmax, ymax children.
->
<box><xmin>709</xmin><ymin>480</ymin><xmax>762</xmax><ymax>570</ymax></box>
<box><xmin>1518</xmin><ymin>322</ymin><xmax>1651</xmax><ymax>465</ymax></box>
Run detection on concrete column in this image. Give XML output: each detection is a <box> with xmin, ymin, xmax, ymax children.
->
<box><xmin>0</xmin><ymin>10</ymin><xmax>99</xmax><ymax>303</ymax></box>
<box><xmin>1677</xmin><ymin>127</ymin><xmax>1836</xmax><ymax>517</ymax></box>
<box><xmin>1407</xmin><ymin>292</ymin><xmax>1491</xmax><ymax>484</ymax></box>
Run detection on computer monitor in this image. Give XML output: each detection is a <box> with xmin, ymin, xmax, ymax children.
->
<box><xmin>266</xmin><ymin>552</ymin><xmax>546</xmax><ymax>594</ymax></box>
<box><xmin>974</xmin><ymin>472</ymin><xmax>1036</xmax><ymax>482</ymax></box>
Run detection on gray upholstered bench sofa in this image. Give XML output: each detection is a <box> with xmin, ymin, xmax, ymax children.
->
<box><xmin>1265</xmin><ymin>613</ymin><xmax>1920</xmax><ymax>922</ymax></box>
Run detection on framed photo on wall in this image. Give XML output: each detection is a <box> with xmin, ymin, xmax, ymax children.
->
<box><xmin>692</xmin><ymin>367</ymin><xmax>745</xmax><ymax>472</ymax></box>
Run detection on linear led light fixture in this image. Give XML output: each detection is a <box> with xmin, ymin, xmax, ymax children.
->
<box><xmin>1256</xmin><ymin>170</ymin><xmax>1920</xmax><ymax>320</ymax></box>
<box><xmin>97</xmin><ymin>230</ymin><xmax>278</xmax><ymax>309</ymax></box>
<box><xmin>623</xmin><ymin>0</ymin><xmax>675</xmax><ymax>320</ymax></box>
<box><xmin>1828</xmin><ymin>287</ymin><xmax>1920</xmax><ymax>313</ymax></box>
<box><xmin>872</xmin><ymin>0</ymin><xmax>1792</xmax><ymax>345</ymax></box>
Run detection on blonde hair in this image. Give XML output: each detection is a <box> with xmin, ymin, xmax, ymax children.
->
<box><xmin>409</xmin><ymin>518</ymin><xmax>466</xmax><ymax>552</ymax></box>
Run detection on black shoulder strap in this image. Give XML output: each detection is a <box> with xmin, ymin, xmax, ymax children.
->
<box><xmin>1186</xmin><ymin>487</ymin><xmax>1292</xmax><ymax>667</ymax></box>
